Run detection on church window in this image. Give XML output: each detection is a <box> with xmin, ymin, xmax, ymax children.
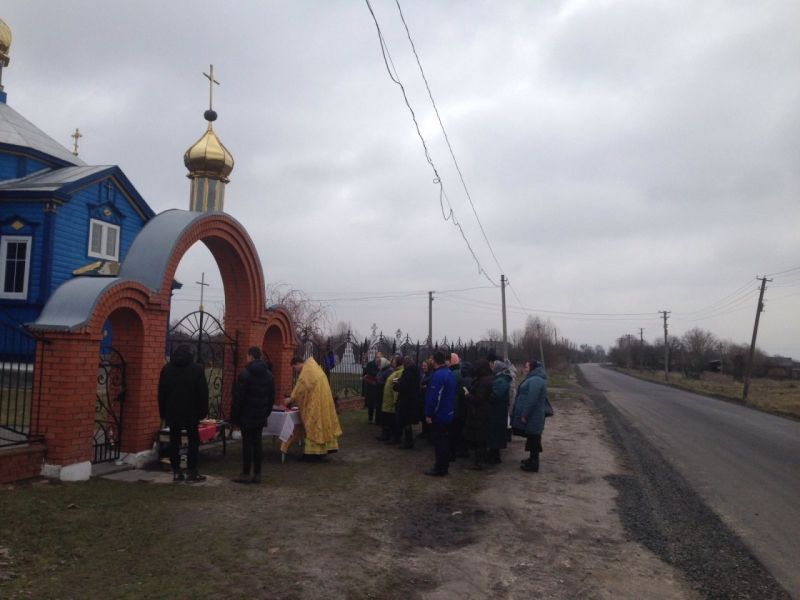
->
<box><xmin>0</xmin><ymin>236</ymin><xmax>32</xmax><ymax>300</ymax></box>
<box><xmin>87</xmin><ymin>219</ymin><xmax>120</xmax><ymax>261</ymax></box>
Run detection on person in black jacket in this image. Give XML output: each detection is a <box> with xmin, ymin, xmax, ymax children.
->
<box><xmin>462</xmin><ymin>359</ymin><xmax>493</xmax><ymax>470</ymax></box>
<box><xmin>231</xmin><ymin>346</ymin><xmax>275</xmax><ymax>484</ymax></box>
<box><xmin>394</xmin><ymin>356</ymin><xmax>421</xmax><ymax>448</ymax></box>
<box><xmin>158</xmin><ymin>345</ymin><xmax>209</xmax><ymax>482</ymax></box>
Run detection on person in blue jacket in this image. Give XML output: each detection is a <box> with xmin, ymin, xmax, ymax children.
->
<box><xmin>511</xmin><ymin>359</ymin><xmax>547</xmax><ymax>472</ymax></box>
<box><xmin>423</xmin><ymin>351</ymin><xmax>456</xmax><ymax>477</ymax></box>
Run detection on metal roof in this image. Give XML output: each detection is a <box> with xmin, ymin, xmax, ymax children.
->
<box><xmin>0</xmin><ymin>102</ymin><xmax>86</xmax><ymax>166</ymax></box>
<box><xmin>31</xmin><ymin>210</ymin><xmax>247</xmax><ymax>331</ymax></box>
<box><xmin>0</xmin><ymin>165</ymin><xmax>110</xmax><ymax>191</ymax></box>
<box><xmin>28</xmin><ymin>277</ymin><xmax>123</xmax><ymax>331</ymax></box>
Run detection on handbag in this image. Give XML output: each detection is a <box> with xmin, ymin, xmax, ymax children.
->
<box><xmin>544</xmin><ymin>396</ymin><xmax>554</xmax><ymax>418</ymax></box>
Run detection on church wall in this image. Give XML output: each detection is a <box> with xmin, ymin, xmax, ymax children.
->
<box><xmin>0</xmin><ymin>151</ymin><xmax>55</xmax><ymax>181</ymax></box>
<box><xmin>49</xmin><ymin>179</ymin><xmax>148</xmax><ymax>291</ymax></box>
<box><xmin>0</xmin><ymin>152</ymin><xmax>17</xmax><ymax>180</ymax></box>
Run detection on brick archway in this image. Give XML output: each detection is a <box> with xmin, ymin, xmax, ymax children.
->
<box><xmin>29</xmin><ymin>210</ymin><xmax>295</xmax><ymax>480</ymax></box>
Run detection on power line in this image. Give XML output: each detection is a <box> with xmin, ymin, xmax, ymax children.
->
<box><xmin>394</xmin><ymin>0</ymin><xmax>505</xmax><ymax>276</ymax></box>
<box><xmin>364</xmin><ymin>0</ymin><xmax>499</xmax><ymax>286</ymax></box>
<box><xmin>766</xmin><ymin>264</ymin><xmax>800</xmax><ymax>277</ymax></box>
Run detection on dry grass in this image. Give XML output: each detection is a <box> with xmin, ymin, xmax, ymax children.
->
<box><xmin>615</xmin><ymin>368</ymin><xmax>800</xmax><ymax>419</ymax></box>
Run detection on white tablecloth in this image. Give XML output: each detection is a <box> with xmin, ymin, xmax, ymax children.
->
<box><xmin>264</xmin><ymin>409</ymin><xmax>301</xmax><ymax>443</ymax></box>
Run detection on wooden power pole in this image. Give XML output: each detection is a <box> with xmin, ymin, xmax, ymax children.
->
<box><xmin>743</xmin><ymin>276</ymin><xmax>771</xmax><ymax>402</ymax></box>
<box><xmin>660</xmin><ymin>310</ymin><xmax>670</xmax><ymax>381</ymax></box>
<box><xmin>500</xmin><ymin>275</ymin><xmax>508</xmax><ymax>361</ymax></box>
<box><xmin>428</xmin><ymin>291</ymin><xmax>434</xmax><ymax>345</ymax></box>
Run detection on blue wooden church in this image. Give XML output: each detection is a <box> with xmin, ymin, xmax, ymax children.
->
<box><xmin>0</xmin><ymin>19</ymin><xmax>155</xmax><ymax>329</ymax></box>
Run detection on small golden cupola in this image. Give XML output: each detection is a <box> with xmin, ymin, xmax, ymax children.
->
<box><xmin>0</xmin><ymin>18</ymin><xmax>12</xmax><ymax>102</ymax></box>
<box><xmin>184</xmin><ymin>64</ymin><xmax>234</xmax><ymax>212</ymax></box>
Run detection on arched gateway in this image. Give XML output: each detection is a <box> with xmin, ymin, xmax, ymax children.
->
<box><xmin>28</xmin><ymin>210</ymin><xmax>295</xmax><ymax>481</ymax></box>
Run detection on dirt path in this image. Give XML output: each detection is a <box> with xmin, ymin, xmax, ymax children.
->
<box><xmin>394</xmin><ymin>389</ymin><xmax>699</xmax><ymax>600</ymax></box>
<box><xmin>186</xmin><ymin>387</ymin><xmax>701</xmax><ymax>599</ymax></box>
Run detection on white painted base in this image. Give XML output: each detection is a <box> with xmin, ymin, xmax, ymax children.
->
<box><xmin>41</xmin><ymin>460</ymin><xmax>92</xmax><ymax>482</ymax></box>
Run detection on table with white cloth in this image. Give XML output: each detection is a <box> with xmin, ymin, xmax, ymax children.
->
<box><xmin>263</xmin><ymin>408</ymin><xmax>302</xmax><ymax>462</ymax></box>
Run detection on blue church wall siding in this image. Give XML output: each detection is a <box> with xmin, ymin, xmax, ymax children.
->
<box><xmin>0</xmin><ymin>151</ymin><xmax>57</xmax><ymax>181</ymax></box>
<box><xmin>0</xmin><ymin>153</ymin><xmax>18</xmax><ymax>180</ymax></box>
<box><xmin>49</xmin><ymin>178</ymin><xmax>148</xmax><ymax>292</ymax></box>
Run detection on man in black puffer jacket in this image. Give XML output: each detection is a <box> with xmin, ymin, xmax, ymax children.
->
<box><xmin>231</xmin><ymin>346</ymin><xmax>275</xmax><ymax>484</ymax></box>
<box><xmin>159</xmin><ymin>345</ymin><xmax>209</xmax><ymax>482</ymax></box>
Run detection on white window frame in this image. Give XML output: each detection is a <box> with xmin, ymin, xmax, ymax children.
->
<box><xmin>0</xmin><ymin>235</ymin><xmax>32</xmax><ymax>300</ymax></box>
<box><xmin>87</xmin><ymin>218</ymin><xmax>120</xmax><ymax>261</ymax></box>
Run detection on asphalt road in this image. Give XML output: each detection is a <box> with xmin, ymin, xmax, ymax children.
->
<box><xmin>578</xmin><ymin>363</ymin><xmax>800</xmax><ymax>597</ymax></box>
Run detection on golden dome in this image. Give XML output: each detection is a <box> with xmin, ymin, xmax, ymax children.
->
<box><xmin>0</xmin><ymin>18</ymin><xmax>11</xmax><ymax>60</ymax></box>
<box><xmin>183</xmin><ymin>122</ymin><xmax>234</xmax><ymax>181</ymax></box>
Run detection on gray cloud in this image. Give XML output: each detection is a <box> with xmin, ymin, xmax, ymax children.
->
<box><xmin>2</xmin><ymin>0</ymin><xmax>798</xmax><ymax>355</ymax></box>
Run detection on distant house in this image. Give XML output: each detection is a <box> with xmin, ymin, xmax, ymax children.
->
<box><xmin>0</xmin><ymin>61</ymin><xmax>154</xmax><ymax>330</ymax></box>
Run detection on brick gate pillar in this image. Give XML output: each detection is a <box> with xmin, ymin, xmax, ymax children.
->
<box><xmin>36</xmin><ymin>332</ymin><xmax>100</xmax><ymax>481</ymax></box>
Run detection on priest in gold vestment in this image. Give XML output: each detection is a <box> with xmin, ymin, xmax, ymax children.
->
<box><xmin>289</xmin><ymin>356</ymin><xmax>342</xmax><ymax>459</ymax></box>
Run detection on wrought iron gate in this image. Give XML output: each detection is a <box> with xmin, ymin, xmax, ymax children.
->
<box><xmin>167</xmin><ymin>311</ymin><xmax>238</xmax><ymax>420</ymax></box>
<box><xmin>93</xmin><ymin>347</ymin><xmax>125</xmax><ymax>463</ymax></box>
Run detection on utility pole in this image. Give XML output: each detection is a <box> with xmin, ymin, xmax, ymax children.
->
<box><xmin>659</xmin><ymin>310</ymin><xmax>670</xmax><ymax>381</ymax></box>
<box><xmin>500</xmin><ymin>275</ymin><xmax>508</xmax><ymax>361</ymax></box>
<box><xmin>428</xmin><ymin>291</ymin><xmax>434</xmax><ymax>345</ymax></box>
<box><xmin>639</xmin><ymin>327</ymin><xmax>644</xmax><ymax>368</ymax></box>
<box><xmin>743</xmin><ymin>276</ymin><xmax>771</xmax><ymax>402</ymax></box>
<box><xmin>537</xmin><ymin>323</ymin><xmax>545</xmax><ymax>370</ymax></box>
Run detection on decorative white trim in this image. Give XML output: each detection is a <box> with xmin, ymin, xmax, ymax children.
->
<box><xmin>87</xmin><ymin>218</ymin><xmax>120</xmax><ymax>261</ymax></box>
<box><xmin>41</xmin><ymin>460</ymin><xmax>92</xmax><ymax>482</ymax></box>
<box><xmin>0</xmin><ymin>235</ymin><xmax>32</xmax><ymax>300</ymax></box>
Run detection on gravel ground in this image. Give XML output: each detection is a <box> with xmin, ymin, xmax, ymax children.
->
<box><xmin>576</xmin><ymin>366</ymin><xmax>791</xmax><ymax>600</ymax></box>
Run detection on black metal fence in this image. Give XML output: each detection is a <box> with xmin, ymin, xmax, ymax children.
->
<box><xmin>0</xmin><ymin>318</ymin><xmax>45</xmax><ymax>448</ymax></box>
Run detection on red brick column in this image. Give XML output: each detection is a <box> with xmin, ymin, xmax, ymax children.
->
<box><xmin>36</xmin><ymin>332</ymin><xmax>101</xmax><ymax>468</ymax></box>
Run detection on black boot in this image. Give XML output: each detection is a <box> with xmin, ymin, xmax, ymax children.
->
<box><xmin>520</xmin><ymin>452</ymin><xmax>539</xmax><ymax>472</ymax></box>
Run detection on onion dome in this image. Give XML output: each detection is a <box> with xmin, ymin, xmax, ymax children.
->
<box><xmin>0</xmin><ymin>19</ymin><xmax>11</xmax><ymax>64</ymax></box>
<box><xmin>183</xmin><ymin>111</ymin><xmax>234</xmax><ymax>182</ymax></box>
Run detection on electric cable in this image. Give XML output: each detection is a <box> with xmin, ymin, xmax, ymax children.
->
<box><xmin>364</xmin><ymin>0</ymin><xmax>499</xmax><ymax>286</ymax></box>
<box><xmin>394</xmin><ymin>0</ymin><xmax>505</xmax><ymax>276</ymax></box>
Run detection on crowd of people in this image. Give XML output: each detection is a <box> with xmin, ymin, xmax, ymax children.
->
<box><xmin>158</xmin><ymin>343</ymin><xmax>547</xmax><ymax>484</ymax></box>
<box><xmin>362</xmin><ymin>349</ymin><xmax>549</xmax><ymax>477</ymax></box>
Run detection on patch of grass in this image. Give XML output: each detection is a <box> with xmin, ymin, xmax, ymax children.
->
<box><xmin>614</xmin><ymin>368</ymin><xmax>800</xmax><ymax>419</ymax></box>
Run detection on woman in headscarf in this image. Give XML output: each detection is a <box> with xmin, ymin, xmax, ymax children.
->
<box><xmin>376</xmin><ymin>356</ymin><xmax>400</xmax><ymax>442</ymax></box>
<box><xmin>487</xmin><ymin>359</ymin><xmax>513</xmax><ymax>464</ymax></box>
<box><xmin>394</xmin><ymin>356</ymin><xmax>421</xmax><ymax>448</ymax></box>
<box><xmin>511</xmin><ymin>360</ymin><xmax>548</xmax><ymax>472</ymax></box>
<box><xmin>462</xmin><ymin>358</ymin><xmax>493</xmax><ymax>470</ymax></box>
<box><xmin>373</xmin><ymin>356</ymin><xmax>393</xmax><ymax>438</ymax></box>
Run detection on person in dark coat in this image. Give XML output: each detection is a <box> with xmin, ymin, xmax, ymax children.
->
<box><xmin>374</xmin><ymin>357</ymin><xmax>393</xmax><ymax>440</ymax></box>
<box><xmin>394</xmin><ymin>356</ymin><xmax>421</xmax><ymax>448</ymax></box>
<box><xmin>511</xmin><ymin>360</ymin><xmax>548</xmax><ymax>472</ymax></box>
<box><xmin>362</xmin><ymin>351</ymin><xmax>382</xmax><ymax>424</ymax></box>
<box><xmin>423</xmin><ymin>352</ymin><xmax>456</xmax><ymax>477</ymax></box>
<box><xmin>487</xmin><ymin>360</ymin><xmax>512</xmax><ymax>464</ymax></box>
<box><xmin>158</xmin><ymin>344</ymin><xmax>209</xmax><ymax>482</ymax></box>
<box><xmin>231</xmin><ymin>346</ymin><xmax>275</xmax><ymax>484</ymax></box>
<box><xmin>417</xmin><ymin>358</ymin><xmax>433</xmax><ymax>440</ymax></box>
<box><xmin>462</xmin><ymin>358</ymin><xmax>493</xmax><ymax>470</ymax></box>
<box><xmin>449</xmin><ymin>360</ymin><xmax>473</xmax><ymax>461</ymax></box>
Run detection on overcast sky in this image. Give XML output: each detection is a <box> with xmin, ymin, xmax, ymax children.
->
<box><xmin>3</xmin><ymin>1</ymin><xmax>799</xmax><ymax>356</ymax></box>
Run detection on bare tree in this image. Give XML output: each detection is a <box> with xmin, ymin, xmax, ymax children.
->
<box><xmin>681</xmin><ymin>327</ymin><xmax>718</xmax><ymax>377</ymax></box>
<box><xmin>485</xmin><ymin>328</ymin><xmax>502</xmax><ymax>343</ymax></box>
<box><xmin>265</xmin><ymin>283</ymin><xmax>330</xmax><ymax>338</ymax></box>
